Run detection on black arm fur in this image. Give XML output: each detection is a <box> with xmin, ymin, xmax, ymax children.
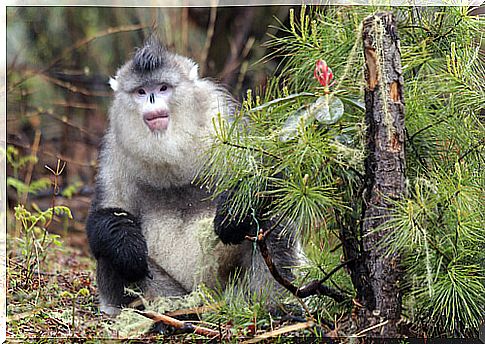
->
<box><xmin>86</xmin><ymin>207</ymin><xmax>149</xmax><ymax>282</ymax></box>
<box><xmin>214</xmin><ymin>191</ymin><xmax>261</xmax><ymax>245</ymax></box>
<box><xmin>214</xmin><ymin>176</ymin><xmax>282</xmax><ymax>245</ymax></box>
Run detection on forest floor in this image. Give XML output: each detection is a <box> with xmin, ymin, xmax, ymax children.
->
<box><xmin>6</xmin><ymin>234</ymin><xmax>327</xmax><ymax>342</ymax></box>
<box><xmin>7</xmin><ymin>243</ymin><xmax>115</xmax><ymax>340</ymax></box>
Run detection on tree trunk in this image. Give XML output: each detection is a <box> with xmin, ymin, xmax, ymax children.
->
<box><xmin>359</xmin><ymin>11</ymin><xmax>406</xmax><ymax>337</ymax></box>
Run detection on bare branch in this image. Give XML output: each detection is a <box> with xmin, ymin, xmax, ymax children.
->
<box><xmin>134</xmin><ymin>310</ymin><xmax>220</xmax><ymax>338</ymax></box>
<box><xmin>250</xmin><ymin>230</ymin><xmax>348</xmax><ymax>303</ymax></box>
<box><xmin>8</xmin><ymin>24</ymin><xmax>146</xmax><ymax>92</ymax></box>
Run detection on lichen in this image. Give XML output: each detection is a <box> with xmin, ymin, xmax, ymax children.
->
<box><xmin>109</xmin><ymin>290</ymin><xmax>203</xmax><ymax>338</ymax></box>
<box><xmin>372</xmin><ymin>15</ymin><xmax>397</xmax><ymax>140</ymax></box>
<box><xmin>195</xmin><ymin>217</ymin><xmax>220</xmax><ymax>284</ymax></box>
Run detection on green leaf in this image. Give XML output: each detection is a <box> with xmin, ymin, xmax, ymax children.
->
<box><xmin>61</xmin><ymin>181</ymin><xmax>83</xmax><ymax>199</ymax></box>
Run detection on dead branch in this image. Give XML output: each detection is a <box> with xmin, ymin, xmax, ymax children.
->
<box><xmin>8</xmin><ymin>24</ymin><xmax>146</xmax><ymax>92</ymax></box>
<box><xmin>242</xmin><ymin>321</ymin><xmax>315</xmax><ymax>344</ymax></box>
<box><xmin>166</xmin><ymin>303</ymin><xmax>222</xmax><ymax>318</ymax></box>
<box><xmin>39</xmin><ymin>73</ymin><xmax>111</xmax><ymax>97</ymax></box>
<box><xmin>220</xmin><ymin>7</ymin><xmax>256</xmax><ymax>86</ymax></box>
<box><xmin>50</xmin><ymin>99</ymin><xmax>98</xmax><ymax>110</ymax></box>
<box><xmin>21</xmin><ymin>129</ymin><xmax>41</xmax><ymax>205</ymax></box>
<box><xmin>134</xmin><ymin>310</ymin><xmax>220</xmax><ymax>338</ymax></box>
<box><xmin>248</xmin><ymin>230</ymin><xmax>348</xmax><ymax>303</ymax></box>
<box><xmin>33</xmin><ymin>106</ymin><xmax>99</xmax><ymax>140</ymax></box>
<box><xmin>199</xmin><ymin>4</ymin><xmax>217</xmax><ymax>76</ymax></box>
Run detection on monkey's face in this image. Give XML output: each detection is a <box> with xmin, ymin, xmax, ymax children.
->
<box><xmin>107</xmin><ymin>38</ymin><xmax>232</xmax><ymax>173</ymax></box>
<box><xmin>109</xmin><ymin>38</ymin><xmax>200</xmax><ymax>135</ymax></box>
<box><xmin>132</xmin><ymin>83</ymin><xmax>173</xmax><ymax>131</ymax></box>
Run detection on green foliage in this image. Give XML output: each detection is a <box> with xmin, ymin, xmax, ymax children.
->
<box><xmin>297</xmin><ymin>233</ymin><xmax>353</xmax><ymax>320</ymax></box>
<box><xmin>392</xmin><ymin>8</ymin><xmax>484</xmax><ymax>337</ymax></box>
<box><xmin>198</xmin><ymin>275</ymin><xmax>273</xmax><ymax>337</ymax></box>
<box><xmin>61</xmin><ymin>181</ymin><xmax>83</xmax><ymax>199</ymax></box>
<box><xmin>13</xmin><ymin>204</ymin><xmax>72</xmax><ymax>284</ymax></box>
<box><xmin>7</xmin><ymin>144</ymin><xmax>73</xmax><ymax>286</ymax></box>
<box><xmin>6</xmin><ymin>147</ymin><xmax>107</xmax><ymax>338</ymax></box>
<box><xmin>7</xmin><ymin>145</ymin><xmax>37</xmax><ymax>171</ymax></box>
<box><xmin>200</xmin><ymin>6</ymin><xmax>484</xmax><ymax>337</ymax></box>
<box><xmin>7</xmin><ymin>177</ymin><xmax>51</xmax><ymax>196</ymax></box>
<box><xmin>383</xmin><ymin>162</ymin><xmax>484</xmax><ymax>336</ymax></box>
<box><xmin>6</xmin><ymin>146</ymin><xmax>51</xmax><ymax>197</ymax></box>
<box><xmin>202</xmin><ymin>87</ymin><xmax>364</xmax><ymax>234</ymax></box>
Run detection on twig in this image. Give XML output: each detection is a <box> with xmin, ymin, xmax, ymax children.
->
<box><xmin>7</xmin><ymin>140</ymin><xmax>96</xmax><ymax>167</ymax></box>
<box><xmin>350</xmin><ymin>319</ymin><xmax>389</xmax><ymax>337</ymax></box>
<box><xmin>408</xmin><ymin>119</ymin><xmax>446</xmax><ymax>142</ymax></box>
<box><xmin>22</xmin><ymin>129</ymin><xmax>41</xmax><ymax>205</ymax></box>
<box><xmin>242</xmin><ymin>321</ymin><xmax>314</xmax><ymax>343</ymax></box>
<box><xmin>134</xmin><ymin>310</ymin><xmax>220</xmax><ymax>338</ymax></box>
<box><xmin>44</xmin><ymin>159</ymin><xmax>66</xmax><ymax>229</ymax></box>
<box><xmin>181</xmin><ymin>7</ymin><xmax>189</xmax><ymax>54</ymax></box>
<box><xmin>220</xmin><ymin>7</ymin><xmax>256</xmax><ymax>85</ymax></box>
<box><xmin>39</xmin><ymin>73</ymin><xmax>111</xmax><ymax>97</ymax></box>
<box><xmin>249</xmin><ymin>230</ymin><xmax>348</xmax><ymax>303</ymax></box>
<box><xmin>318</xmin><ymin>258</ymin><xmax>355</xmax><ymax>286</ymax></box>
<box><xmin>50</xmin><ymin>99</ymin><xmax>98</xmax><ymax>109</ymax></box>
<box><xmin>329</xmin><ymin>242</ymin><xmax>342</xmax><ymax>253</ymax></box>
<box><xmin>261</xmin><ymin>208</ymin><xmax>291</xmax><ymax>238</ymax></box>
<box><xmin>8</xmin><ymin>24</ymin><xmax>145</xmax><ymax>92</ymax></box>
<box><xmin>458</xmin><ymin>138</ymin><xmax>484</xmax><ymax>162</ymax></box>
<box><xmin>34</xmin><ymin>106</ymin><xmax>98</xmax><ymax>140</ymax></box>
<box><xmin>166</xmin><ymin>303</ymin><xmax>222</xmax><ymax>318</ymax></box>
<box><xmin>317</xmin><ymin>265</ymin><xmax>350</xmax><ymax>296</ymax></box>
<box><xmin>221</xmin><ymin>140</ymin><xmax>282</xmax><ymax>161</ymax></box>
<box><xmin>405</xmin><ymin>130</ymin><xmax>428</xmax><ymax>168</ymax></box>
<box><xmin>199</xmin><ymin>3</ymin><xmax>218</xmax><ymax>76</ymax></box>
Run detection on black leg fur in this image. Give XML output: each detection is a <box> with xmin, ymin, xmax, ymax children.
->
<box><xmin>86</xmin><ymin>207</ymin><xmax>149</xmax><ymax>282</ymax></box>
<box><xmin>96</xmin><ymin>257</ymin><xmax>125</xmax><ymax>313</ymax></box>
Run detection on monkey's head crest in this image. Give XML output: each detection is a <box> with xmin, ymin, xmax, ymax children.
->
<box><xmin>111</xmin><ymin>36</ymin><xmax>202</xmax><ymax>93</ymax></box>
<box><xmin>132</xmin><ymin>36</ymin><xmax>166</xmax><ymax>73</ymax></box>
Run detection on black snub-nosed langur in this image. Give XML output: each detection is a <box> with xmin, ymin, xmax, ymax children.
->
<box><xmin>85</xmin><ymin>37</ymin><xmax>305</xmax><ymax>316</ymax></box>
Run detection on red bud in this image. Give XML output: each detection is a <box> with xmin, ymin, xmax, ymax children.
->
<box><xmin>314</xmin><ymin>59</ymin><xmax>334</xmax><ymax>87</ymax></box>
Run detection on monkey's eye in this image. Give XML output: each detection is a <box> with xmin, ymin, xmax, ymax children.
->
<box><xmin>137</xmin><ymin>88</ymin><xmax>146</xmax><ymax>95</ymax></box>
<box><xmin>160</xmin><ymin>85</ymin><xmax>168</xmax><ymax>92</ymax></box>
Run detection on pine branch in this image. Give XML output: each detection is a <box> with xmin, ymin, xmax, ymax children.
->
<box><xmin>405</xmin><ymin>130</ymin><xmax>428</xmax><ymax>169</ymax></box>
<box><xmin>220</xmin><ymin>140</ymin><xmax>282</xmax><ymax>161</ymax></box>
<box><xmin>458</xmin><ymin>138</ymin><xmax>484</xmax><ymax>162</ymax></box>
<box><xmin>408</xmin><ymin>119</ymin><xmax>446</xmax><ymax>142</ymax></box>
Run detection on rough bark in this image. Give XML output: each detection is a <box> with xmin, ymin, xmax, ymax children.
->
<box><xmin>359</xmin><ymin>11</ymin><xmax>406</xmax><ymax>337</ymax></box>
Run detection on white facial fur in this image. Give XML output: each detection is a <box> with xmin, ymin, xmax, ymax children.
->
<box><xmin>133</xmin><ymin>83</ymin><xmax>172</xmax><ymax>131</ymax></box>
<box><xmin>105</xmin><ymin>55</ymin><xmax>233</xmax><ymax>189</ymax></box>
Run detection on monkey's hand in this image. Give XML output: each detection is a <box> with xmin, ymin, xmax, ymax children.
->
<box><xmin>86</xmin><ymin>207</ymin><xmax>150</xmax><ymax>282</ymax></box>
<box><xmin>214</xmin><ymin>192</ymin><xmax>259</xmax><ymax>245</ymax></box>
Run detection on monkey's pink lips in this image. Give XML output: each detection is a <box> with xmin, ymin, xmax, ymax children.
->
<box><xmin>143</xmin><ymin>111</ymin><xmax>169</xmax><ymax>131</ymax></box>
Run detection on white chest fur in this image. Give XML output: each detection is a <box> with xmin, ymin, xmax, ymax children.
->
<box><xmin>142</xmin><ymin>205</ymin><xmax>217</xmax><ymax>291</ymax></box>
<box><xmin>134</xmin><ymin>183</ymin><xmax>220</xmax><ymax>291</ymax></box>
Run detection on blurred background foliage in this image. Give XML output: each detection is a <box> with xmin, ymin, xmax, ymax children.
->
<box><xmin>6</xmin><ymin>6</ymin><xmax>292</xmax><ymax>249</ymax></box>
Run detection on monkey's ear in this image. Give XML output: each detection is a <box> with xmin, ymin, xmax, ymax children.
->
<box><xmin>188</xmin><ymin>61</ymin><xmax>199</xmax><ymax>81</ymax></box>
<box><xmin>109</xmin><ymin>77</ymin><xmax>119</xmax><ymax>92</ymax></box>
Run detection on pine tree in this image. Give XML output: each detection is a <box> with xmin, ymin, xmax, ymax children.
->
<box><xmin>200</xmin><ymin>6</ymin><xmax>484</xmax><ymax>337</ymax></box>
